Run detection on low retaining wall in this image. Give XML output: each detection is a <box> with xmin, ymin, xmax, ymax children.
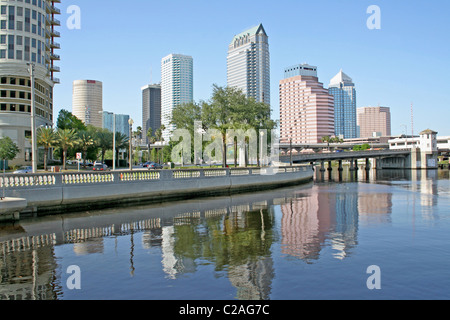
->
<box><xmin>0</xmin><ymin>166</ymin><xmax>313</xmax><ymax>216</ymax></box>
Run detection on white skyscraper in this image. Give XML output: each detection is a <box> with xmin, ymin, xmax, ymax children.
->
<box><xmin>161</xmin><ymin>54</ymin><xmax>193</xmax><ymax>141</ymax></box>
<box><xmin>227</xmin><ymin>24</ymin><xmax>270</xmax><ymax>105</ymax></box>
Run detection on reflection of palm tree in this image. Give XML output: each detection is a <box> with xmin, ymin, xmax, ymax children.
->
<box><xmin>57</xmin><ymin>129</ymin><xmax>77</xmax><ymax>170</ymax></box>
<box><xmin>114</xmin><ymin>132</ymin><xmax>129</xmax><ymax>168</ymax></box>
<box><xmin>37</xmin><ymin>127</ymin><xmax>57</xmax><ymax>171</ymax></box>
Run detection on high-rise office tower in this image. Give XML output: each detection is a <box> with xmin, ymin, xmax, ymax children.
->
<box><xmin>227</xmin><ymin>24</ymin><xmax>270</xmax><ymax>105</ymax></box>
<box><xmin>142</xmin><ymin>83</ymin><xmax>161</xmax><ymax>142</ymax></box>
<box><xmin>161</xmin><ymin>54</ymin><xmax>193</xmax><ymax>141</ymax></box>
<box><xmin>102</xmin><ymin>111</ymin><xmax>130</xmax><ymax>138</ymax></box>
<box><xmin>357</xmin><ymin>106</ymin><xmax>391</xmax><ymax>138</ymax></box>
<box><xmin>328</xmin><ymin>70</ymin><xmax>357</xmax><ymax>139</ymax></box>
<box><xmin>279</xmin><ymin>64</ymin><xmax>335</xmax><ymax>144</ymax></box>
<box><xmin>0</xmin><ymin>0</ymin><xmax>61</xmax><ymax>166</ymax></box>
<box><xmin>72</xmin><ymin>80</ymin><xmax>103</xmax><ymax>128</ymax></box>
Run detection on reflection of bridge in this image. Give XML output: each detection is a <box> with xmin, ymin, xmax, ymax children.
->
<box><xmin>279</xmin><ymin>149</ymin><xmax>411</xmax><ymax>171</ymax></box>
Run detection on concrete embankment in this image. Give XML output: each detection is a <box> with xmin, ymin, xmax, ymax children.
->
<box><xmin>0</xmin><ymin>166</ymin><xmax>313</xmax><ymax>219</ymax></box>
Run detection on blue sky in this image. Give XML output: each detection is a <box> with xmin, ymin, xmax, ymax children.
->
<box><xmin>54</xmin><ymin>0</ymin><xmax>450</xmax><ymax>135</ymax></box>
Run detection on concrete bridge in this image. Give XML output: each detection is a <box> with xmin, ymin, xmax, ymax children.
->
<box><xmin>279</xmin><ymin>149</ymin><xmax>411</xmax><ymax>171</ymax></box>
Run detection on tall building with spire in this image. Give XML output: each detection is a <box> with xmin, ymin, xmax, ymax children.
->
<box><xmin>0</xmin><ymin>0</ymin><xmax>61</xmax><ymax>166</ymax></box>
<box><xmin>328</xmin><ymin>70</ymin><xmax>357</xmax><ymax>139</ymax></box>
<box><xmin>227</xmin><ymin>24</ymin><xmax>270</xmax><ymax>105</ymax></box>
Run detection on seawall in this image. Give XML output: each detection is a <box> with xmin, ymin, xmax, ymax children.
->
<box><xmin>1</xmin><ymin>165</ymin><xmax>313</xmax><ymax>217</ymax></box>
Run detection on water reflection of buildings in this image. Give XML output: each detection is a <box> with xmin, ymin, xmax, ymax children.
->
<box><xmin>0</xmin><ymin>189</ymin><xmax>292</xmax><ymax>300</ymax></box>
<box><xmin>280</xmin><ymin>185</ymin><xmax>392</xmax><ymax>261</ymax></box>
<box><xmin>377</xmin><ymin>169</ymin><xmax>439</xmax><ymax>218</ymax></box>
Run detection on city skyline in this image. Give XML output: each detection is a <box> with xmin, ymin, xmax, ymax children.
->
<box><xmin>52</xmin><ymin>1</ymin><xmax>450</xmax><ymax>136</ymax></box>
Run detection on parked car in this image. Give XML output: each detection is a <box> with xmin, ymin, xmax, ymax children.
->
<box><xmin>13</xmin><ymin>166</ymin><xmax>33</xmax><ymax>174</ymax></box>
<box><xmin>147</xmin><ymin>162</ymin><xmax>163</xmax><ymax>170</ymax></box>
<box><xmin>93</xmin><ymin>164</ymin><xmax>109</xmax><ymax>171</ymax></box>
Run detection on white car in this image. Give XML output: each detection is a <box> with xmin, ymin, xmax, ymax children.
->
<box><xmin>14</xmin><ymin>166</ymin><xmax>33</xmax><ymax>173</ymax></box>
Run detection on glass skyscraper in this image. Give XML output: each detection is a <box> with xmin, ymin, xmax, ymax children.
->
<box><xmin>227</xmin><ymin>24</ymin><xmax>270</xmax><ymax>105</ymax></box>
<box><xmin>102</xmin><ymin>111</ymin><xmax>130</xmax><ymax>138</ymax></box>
<box><xmin>328</xmin><ymin>70</ymin><xmax>357</xmax><ymax>139</ymax></box>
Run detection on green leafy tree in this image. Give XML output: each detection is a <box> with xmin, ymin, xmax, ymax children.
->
<box><xmin>0</xmin><ymin>137</ymin><xmax>20</xmax><ymax>199</ymax></box>
<box><xmin>36</xmin><ymin>127</ymin><xmax>57</xmax><ymax>171</ymax></box>
<box><xmin>56</xmin><ymin>109</ymin><xmax>87</xmax><ymax>131</ymax></box>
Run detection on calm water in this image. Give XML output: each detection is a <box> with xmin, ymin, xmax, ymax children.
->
<box><xmin>1</xmin><ymin>168</ymin><xmax>450</xmax><ymax>300</ymax></box>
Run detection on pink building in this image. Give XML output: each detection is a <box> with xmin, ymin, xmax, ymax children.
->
<box><xmin>279</xmin><ymin>64</ymin><xmax>335</xmax><ymax>144</ymax></box>
<box><xmin>357</xmin><ymin>106</ymin><xmax>391</xmax><ymax>138</ymax></box>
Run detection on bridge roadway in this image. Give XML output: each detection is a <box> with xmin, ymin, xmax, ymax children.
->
<box><xmin>279</xmin><ymin>149</ymin><xmax>411</xmax><ymax>169</ymax></box>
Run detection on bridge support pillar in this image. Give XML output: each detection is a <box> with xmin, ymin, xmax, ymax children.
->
<box><xmin>354</xmin><ymin>159</ymin><xmax>359</xmax><ymax>170</ymax></box>
<box><xmin>349</xmin><ymin>159</ymin><xmax>355</xmax><ymax>171</ymax></box>
<box><xmin>327</xmin><ymin>161</ymin><xmax>332</xmax><ymax>171</ymax></box>
<box><xmin>338</xmin><ymin>160</ymin><xmax>343</xmax><ymax>171</ymax></box>
<box><xmin>365</xmin><ymin>158</ymin><xmax>370</xmax><ymax>170</ymax></box>
<box><xmin>320</xmin><ymin>161</ymin><xmax>326</xmax><ymax>172</ymax></box>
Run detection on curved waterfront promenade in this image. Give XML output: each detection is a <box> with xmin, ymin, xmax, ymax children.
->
<box><xmin>0</xmin><ymin>166</ymin><xmax>313</xmax><ymax>218</ymax></box>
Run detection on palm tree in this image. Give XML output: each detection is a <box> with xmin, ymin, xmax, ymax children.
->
<box><xmin>155</xmin><ymin>124</ymin><xmax>166</xmax><ymax>142</ymax></box>
<box><xmin>146</xmin><ymin>127</ymin><xmax>156</xmax><ymax>161</ymax></box>
<box><xmin>37</xmin><ymin>127</ymin><xmax>57</xmax><ymax>171</ymax></box>
<box><xmin>77</xmin><ymin>130</ymin><xmax>95</xmax><ymax>167</ymax></box>
<box><xmin>95</xmin><ymin>129</ymin><xmax>113</xmax><ymax>164</ymax></box>
<box><xmin>114</xmin><ymin>132</ymin><xmax>129</xmax><ymax>168</ymax></box>
<box><xmin>57</xmin><ymin>128</ymin><xmax>77</xmax><ymax>170</ymax></box>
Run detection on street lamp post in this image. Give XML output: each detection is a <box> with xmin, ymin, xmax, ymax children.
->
<box><xmin>27</xmin><ymin>63</ymin><xmax>37</xmax><ymax>174</ymax></box>
<box><xmin>128</xmin><ymin>118</ymin><xmax>134</xmax><ymax>170</ymax></box>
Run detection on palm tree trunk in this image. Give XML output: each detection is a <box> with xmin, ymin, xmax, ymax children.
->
<box><xmin>222</xmin><ymin>136</ymin><xmax>227</xmax><ymax>168</ymax></box>
<box><xmin>63</xmin><ymin>150</ymin><xmax>67</xmax><ymax>171</ymax></box>
<box><xmin>44</xmin><ymin>148</ymin><xmax>48</xmax><ymax>171</ymax></box>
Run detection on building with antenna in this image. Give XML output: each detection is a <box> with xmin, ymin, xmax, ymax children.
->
<box><xmin>142</xmin><ymin>83</ymin><xmax>161</xmax><ymax>142</ymax></box>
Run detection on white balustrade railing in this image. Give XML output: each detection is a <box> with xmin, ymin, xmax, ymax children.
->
<box><xmin>1</xmin><ymin>166</ymin><xmax>310</xmax><ymax>189</ymax></box>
